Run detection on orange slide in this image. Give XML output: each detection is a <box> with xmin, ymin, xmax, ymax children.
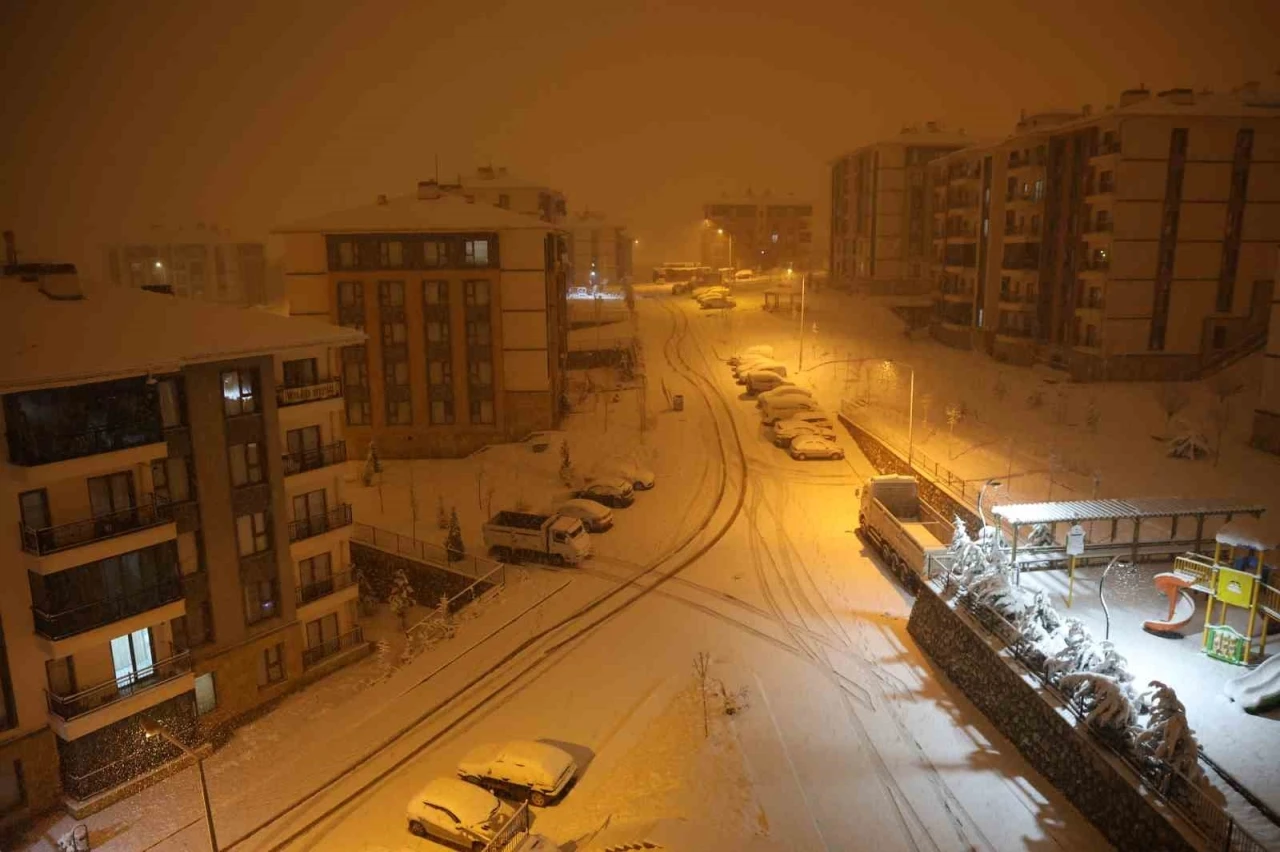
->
<box><xmin>1143</xmin><ymin>572</ymin><xmax>1197</xmax><ymax>635</ymax></box>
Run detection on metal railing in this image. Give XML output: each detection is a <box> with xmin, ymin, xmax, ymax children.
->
<box><xmin>32</xmin><ymin>574</ymin><xmax>184</xmax><ymax>640</ymax></box>
<box><xmin>1172</xmin><ymin>554</ymin><xmax>1215</xmax><ymax>589</ymax></box>
<box><xmin>1259</xmin><ymin>583</ymin><xmax>1280</xmax><ymax>623</ymax></box>
<box><xmin>302</xmin><ymin>626</ymin><xmax>364</xmax><ymax>669</ymax></box>
<box><xmin>482</xmin><ymin>802</ymin><xmax>531</xmax><ymax>852</ymax></box>
<box><xmin>276</xmin><ymin>377</ymin><xmax>342</xmax><ymax>407</ymax></box>
<box><xmin>46</xmin><ymin>650</ymin><xmax>192</xmax><ymax>720</ymax></box>
<box><xmin>350</xmin><ymin>521</ymin><xmax>504</xmax><ymax>579</ymax></box>
<box><xmin>287</xmin><ymin>503</ymin><xmax>353</xmax><ymax>543</ymax></box>
<box><xmin>19</xmin><ymin>496</ymin><xmax>172</xmax><ymax>556</ymax></box>
<box><xmin>296</xmin><ymin>570</ymin><xmax>356</xmax><ymax>606</ymax></box>
<box><xmin>405</xmin><ymin>563</ymin><xmax>507</xmax><ymax>644</ymax></box>
<box><xmin>281</xmin><ymin>441</ymin><xmax>347</xmax><ymax>477</ymax></box>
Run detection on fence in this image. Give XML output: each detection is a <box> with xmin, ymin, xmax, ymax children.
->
<box><xmin>927</xmin><ymin>553</ymin><xmax>1268</xmax><ymax>852</ymax></box>
<box><xmin>405</xmin><ymin>562</ymin><xmax>507</xmax><ymax>645</ymax></box>
<box><xmin>482</xmin><ymin>802</ymin><xmax>531</xmax><ymax>852</ymax></box>
<box><xmin>350</xmin><ymin>521</ymin><xmax>502</xmax><ymax>579</ymax></box>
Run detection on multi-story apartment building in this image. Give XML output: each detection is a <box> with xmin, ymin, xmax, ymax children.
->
<box><xmin>104</xmin><ymin>225</ymin><xmax>269</xmax><ymax>306</ymax></box>
<box><xmin>702</xmin><ymin>193</ymin><xmax>814</xmax><ymax>272</ymax></box>
<box><xmin>274</xmin><ymin>182</ymin><xmax>573</xmax><ymax>459</ymax></box>
<box><xmin>830</xmin><ymin>124</ymin><xmax>974</xmax><ymax>294</ymax></box>
<box><xmin>569</xmin><ymin>211</ymin><xmax>632</xmax><ymax>289</ymax></box>
<box><xmin>0</xmin><ymin>254</ymin><xmax>363</xmax><ymax>821</ymax></box>
<box><xmin>928</xmin><ymin>86</ymin><xmax>1280</xmax><ymax>381</ymax></box>
<box><xmin>453</xmin><ymin>166</ymin><xmax>567</xmax><ymax>225</ymax></box>
<box><xmin>1253</xmin><ymin>246</ymin><xmax>1280</xmax><ymax>453</ymax></box>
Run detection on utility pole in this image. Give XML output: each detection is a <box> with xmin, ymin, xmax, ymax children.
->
<box><xmin>798</xmin><ymin>273</ymin><xmax>807</xmax><ymax>371</ymax></box>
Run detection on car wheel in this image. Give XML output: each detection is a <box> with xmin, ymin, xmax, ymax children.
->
<box><xmin>551</xmin><ymin>553</ymin><xmax>565</xmax><ymax>567</ymax></box>
<box><xmin>835</xmin><ymin>451</ymin><xmax>845</xmax><ymax>459</ymax></box>
<box><xmin>795</xmin><ymin>452</ymin><xmax>806</xmax><ymax>460</ymax></box>
<box><xmin>471</xmin><ymin>842</ymin><xmax>485</xmax><ymax>852</ymax></box>
<box><xmin>530</xmin><ymin>789</ymin><xmax>549</xmax><ymax>807</ymax></box>
<box><xmin>408</xmin><ymin>819</ymin><xmax>427</xmax><ymax>838</ymax></box>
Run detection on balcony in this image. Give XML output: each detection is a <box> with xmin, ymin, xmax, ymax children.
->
<box><xmin>33</xmin><ymin>575</ymin><xmax>184</xmax><ymax>641</ymax></box>
<box><xmin>297</xmin><ymin>570</ymin><xmax>356</xmax><ymax>606</ymax></box>
<box><xmin>46</xmin><ymin>649</ymin><xmax>192</xmax><ymax>721</ymax></box>
<box><xmin>7</xmin><ymin>422</ymin><xmax>164</xmax><ymax>468</ymax></box>
<box><xmin>303</xmin><ymin>626</ymin><xmax>364</xmax><ymax>669</ymax></box>
<box><xmin>20</xmin><ymin>497</ymin><xmax>172</xmax><ymax>556</ymax></box>
<box><xmin>288</xmin><ymin>503</ymin><xmax>353</xmax><ymax>543</ymax></box>
<box><xmin>277</xmin><ymin>378</ymin><xmax>342</xmax><ymax>408</ymax></box>
<box><xmin>1084</xmin><ymin>220</ymin><xmax>1113</xmax><ymax>235</ymax></box>
<box><xmin>1091</xmin><ymin>140</ymin><xmax>1121</xmax><ymax>158</ymax></box>
<box><xmin>282</xmin><ymin>441</ymin><xmax>347</xmax><ymax>477</ymax></box>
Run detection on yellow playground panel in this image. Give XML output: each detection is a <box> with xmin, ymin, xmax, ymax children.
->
<box><xmin>1181</xmin><ymin>517</ymin><xmax>1280</xmax><ymax>665</ymax></box>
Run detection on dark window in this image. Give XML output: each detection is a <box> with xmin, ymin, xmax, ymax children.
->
<box><xmin>282</xmin><ymin>358</ymin><xmax>318</xmax><ymax>388</ymax></box>
<box><xmin>18</xmin><ymin>489</ymin><xmax>50</xmax><ymax>531</ymax></box>
<box><xmin>1217</xmin><ymin>128</ymin><xmax>1253</xmax><ymax>313</ymax></box>
<box><xmin>156</xmin><ymin>378</ymin><xmax>185</xmax><ymax>429</ymax></box>
<box><xmin>378</xmin><ymin>241</ymin><xmax>404</xmax><ymax>268</ymax></box>
<box><xmin>259</xmin><ymin>643</ymin><xmax>285</xmax><ymax>685</ymax></box>
<box><xmin>470</xmin><ymin>398</ymin><xmax>495</xmax><ymax>425</ymax></box>
<box><xmin>228</xmin><ymin>442</ymin><xmax>264</xmax><ymax>487</ymax></box>
<box><xmin>423</xmin><ymin>240</ymin><xmax>447</xmax><ymax>268</ymax></box>
<box><xmin>337</xmin><ymin>281</ymin><xmax>365</xmax><ymax>329</ymax></box>
<box><xmin>345</xmin><ymin>398</ymin><xmax>370</xmax><ymax>426</ymax></box>
<box><xmin>466</xmin><ymin>319</ymin><xmax>491</xmax><ymax>346</ymax></box>
<box><xmin>151</xmin><ymin>457</ymin><xmax>191</xmax><ymax>503</ymax></box>
<box><xmin>236</xmin><ymin>511</ymin><xmax>270</xmax><ymax>557</ymax></box>
<box><xmin>1151</xmin><ymin>128</ymin><xmax>1189</xmax><ymax>351</ymax></box>
<box><xmin>221</xmin><ymin>369</ymin><xmax>259</xmax><ymax>417</ymax></box>
<box><xmin>464</xmin><ymin>279</ymin><xmax>491</xmax><ymax>306</ymax></box>
<box><xmin>424</xmin><ymin>280</ymin><xmax>449</xmax><ymax>306</ymax></box>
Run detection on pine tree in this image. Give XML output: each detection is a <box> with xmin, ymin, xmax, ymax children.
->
<box><xmin>446</xmin><ymin>507</ymin><xmax>465</xmax><ymax>562</ymax></box>
<box><xmin>559</xmin><ymin>439</ymin><xmax>574</xmax><ymax>486</ymax></box>
<box><xmin>388</xmin><ymin>568</ymin><xmax>414</xmax><ymax>629</ymax></box>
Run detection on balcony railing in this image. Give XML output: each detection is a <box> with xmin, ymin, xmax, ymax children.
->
<box><xmin>297</xmin><ymin>570</ymin><xmax>356</xmax><ymax>606</ymax></box>
<box><xmin>7</xmin><ymin>422</ymin><xmax>164</xmax><ymax>467</ymax></box>
<box><xmin>288</xmin><ymin>503</ymin><xmax>353</xmax><ymax>543</ymax></box>
<box><xmin>302</xmin><ymin>626</ymin><xmax>364</xmax><ymax>669</ymax></box>
<box><xmin>46</xmin><ymin>649</ymin><xmax>191</xmax><ymax>721</ymax></box>
<box><xmin>277</xmin><ymin>378</ymin><xmax>342</xmax><ymax>408</ymax></box>
<box><xmin>20</xmin><ymin>496</ymin><xmax>172</xmax><ymax>556</ymax></box>
<box><xmin>282</xmin><ymin>441</ymin><xmax>347</xmax><ymax>477</ymax></box>
<box><xmin>1085</xmin><ymin>221</ymin><xmax>1113</xmax><ymax>234</ymax></box>
<box><xmin>33</xmin><ymin>574</ymin><xmax>183</xmax><ymax>641</ymax></box>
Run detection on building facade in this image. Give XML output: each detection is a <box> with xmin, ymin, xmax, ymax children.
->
<box><xmin>104</xmin><ymin>226</ymin><xmax>269</xmax><ymax>306</ymax></box>
<box><xmin>454</xmin><ymin>166</ymin><xmax>567</xmax><ymax>225</ymax></box>
<box><xmin>928</xmin><ymin>86</ymin><xmax>1280</xmax><ymax>381</ymax></box>
<box><xmin>830</xmin><ymin>124</ymin><xmax>974</xmax><ymax>294</ymax></box>
<box><xmin>569</xmin><ymin>211</ymin><xmax>632</xmax><ymax>289</ymax></box>
<box><xmin>702</xmin><ymin>193</ymin><xmax>814</xmax><ymax>272</ymax></box>
<box><xmin>275</xmin><ymin>184</ymin><xmax>572</xmax><ymax>459</ymax></box>
<box><xmin>0</xmin><ymin>257</ymin><xmax>362</xmax><ymax>824</ymax></box>
<box><xmin>1253</xmin><ymin>246</ymin><xmax>1280</xmax><ymax>453</ymax></box>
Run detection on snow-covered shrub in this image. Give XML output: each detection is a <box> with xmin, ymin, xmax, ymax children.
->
<box><xmin>1135</xmin><ymin>681</ymin><xmax>1206</xmax><ymax>785</ymax></box>
<box><xmin>1060</xmin><ymin>672</ymin><xmax>1139</xmax><ymax>737</ymax></box>
<box><xmin>1167</xmin><ymin>429</ymin><xmax>1211</xmax><ymax>461</ymax></box>
<box><xmin>559</xmin><ymin>440</ymin><xmax>575</xmax><ymax>486</ymax></box>
<box><xmin>1027</xmin><ymin>523</ymin><xmax>1056</xmax><ymax>548</ymax></box>
<box><xmin>445</xmin><ymin>507</ymin><xmax>465</xmax><ymax>562</ymax></box>
<box><xmin>389</xmin><ymin>568</ymin><xmax>414</xmax><ymax>628</ymax></box>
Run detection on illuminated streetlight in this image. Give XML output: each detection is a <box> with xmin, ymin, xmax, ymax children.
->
<box><xmin>978</xmin><ymin>478</ymin><xmax>1003</xmax><ymax>532</ymax></box>
<box><xmin>141</xmin><ymin>718</ymin><xmax>218</xmax><ymax>851</ymax></box>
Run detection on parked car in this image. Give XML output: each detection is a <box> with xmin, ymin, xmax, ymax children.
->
<box><xmin>692</xmin><ymin>285</ymin><xmax>729</xmax><ymax>301</ymax></box>
<box><xmin>735</xmin><ymin>360</ymin><xmax>786</xmax><ymax>384</ymax></box>
<box><xmin>596</xmin><ymin>458</ymin><xmax>656</xmax><ymax>490</ymax></box>
<box><xmin>457</xmin><ymin>740</ymin><xmax>580</xmax><ymax>807</ymax></box>
<box><xmin>760</xmin><ymin>395</ymin><xmax>822</xmax><ymax>424</ymax></box>
<box><xmin>729</xmin><ymin>345</ymin><xmax>774</xmax><ymax>366</ymax></box>
<box><xmin>574</xmin><ymin>477</ymin><xmax>635</xmax><ymax>508</ymax></box>
<box><xmin>756</xmin><ymin>385</ymin><xmax>813</xmax><ymax>408</ymax></box>
<box><xmin>773</xmin><ymin>413</ymin><xmax>837</xmax><ymax>446</ymax></box>
<box><xmin>556</xmin><ymin>499</ymin><xmax>613</xmax><ymax>532</ymax></box>
<box><xmin>789</xmin><ymin>435</ymin><xmax>845</xmax><ymax>460</ymax></box>
<box><xmin>732</xmin><ymin>355</ymin><xmax>782</xmax><ymax>380</ymax></box>
<box><xmin>699</xmin><ymin>295</ymin><xmax>736</xmax><ymax>310</ymax></box>
<box><xmin>407</xmin><ymin>777</ymin><xmax>514</xmax><ymax>849</ymax></box>
<box><xmin>744</xmin><ymin>371</ymin><xmax>792</xmax><ymax>395</ymax></box>
<box><xmin>734</xmin><ymin>269</ymin><xmax>755</xmax><ymax>281</ymax></box>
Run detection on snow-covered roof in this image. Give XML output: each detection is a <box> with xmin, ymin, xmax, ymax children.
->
<box><xmin>1215</xmin><ymin>517</ymin><xmax>1280</xmax><ymax>551</ymax></box>
<box><xmin>0</xmin><ymin>276</ymin><xmax>364</xmax><ymax>393</ymax></box>
<box><xmin>272</xmin><ymin>193</ymin><xmax>558</xmax><ymax>235</ymax></box>
<box><xmin>413</xmin><ymin>777</ymin><xmax>497</xmax><ymax>825</ymax></box>
<box><xmin>993</xmin><ymin>497</ymin><xmax>1266</xmax><ymax>526</ymax></box>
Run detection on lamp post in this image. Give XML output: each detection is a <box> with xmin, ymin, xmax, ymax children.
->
<box><xmin>716</xmin><ymin>228</ymin><xmax>733</xmax><ymax>269</ymax></box>
<box><xmin>798</xmin><ymin>272</ymin><xmax>808</xmax><ymax>371</ymax></box>
<box><xmin>881</xmin><ymin>360</ymin><xmax>916</xmax><ymax>467</ymax></box>
<box><xmin>141</xmin><ymin>718</ymin><xmax>217</xmax><ymax>851</ymax></box>
<box><xmin>978</xmin><ymin>478</ymin><xmax>1003</xmax><ymax>531</ymax></box>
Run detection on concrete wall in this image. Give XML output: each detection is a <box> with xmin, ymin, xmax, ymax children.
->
<box><xmin>0</xmin><ymin>728</ymin><xmax>61</xmax><ymax>835</ymax></box>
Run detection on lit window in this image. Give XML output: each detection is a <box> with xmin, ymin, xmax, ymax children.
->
<box><xmin>221</xmin><ymin>369</ymin><xmax>258</xmax><ymax>417</ymax></box>
<box><xmin>228</xmin><ymin>442</ymin><xmax>264</xmax><ymax>487</ymax></box>
<box><xmin>470</xmin><ymin>399</ymin><xmax>495</xmax><ymax>425</ymax></box>
<box><xmin>236</xmin><ymin>511</ymin><xmax>270</xmax><ymax>557</ymax></box>
<box><xmin>465</xmin><ymin>279</ymin><xmax>491</xmax><ymax>306</ymax></box>
<box><xmin>464</xmin><ymin>239</ymin><xmax>490</xmax><ymax>266</ymax></box>
<box><xmin>430</xmin><ymin>399</ymin><xmax>454</xmax><ymax>425</ymax></box>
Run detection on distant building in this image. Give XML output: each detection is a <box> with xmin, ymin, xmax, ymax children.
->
<box><xmin>0</xmin><ymin>238</ymin><xmax>363</xmax><ymax>822</ymax></box>
<box><xmin>829</xmin><ymin>123</ymin><xmax>974</xmax><ymax>295</ymax></box>
<box><xmin>569</xmin><ymin>211</ymin><xmax>632</xmax><ymax>288</ymax></box>
<box><xmin>927</xmin><ymin>85</ymin><xmax>1280</xmax><ymax>381</ymax></box>
<box><xmin>104</xmin><ymin>225</ymin><xmax>268</xmax><ymax>305</ymax></box>
<box><xmin>273</xmin><ymin>182</ymin><xmax>573</xmax><ymax>459</ymax></box>
<box><xmin>453</xmin><ymin>166</ymin><xmax>567</xmax><ymax>224</ymax></box>
<box><xmin>702</xmin><ymin>192</ymin><xmax>814</xmax><ymax>272</ymax></box>
<box><xmin>1253</xmin><ymin>246</ymin><xmax>1280</xmax><ymax>453</ymax></box>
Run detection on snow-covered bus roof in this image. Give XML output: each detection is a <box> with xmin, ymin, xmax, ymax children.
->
<box><xmin>992</xmin><ymin>497</ymin><xmax>1265</xmax><ymax>526</ymax></box>
<box><xmin>1215</xmin><ymin>517</ymin><xmax>1280</xmax><ymax>551</ymax></box>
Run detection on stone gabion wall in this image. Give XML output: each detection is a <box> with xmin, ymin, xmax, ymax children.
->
<box><xmin>907</xmin><ymin>584</ymin><xmax>1198</xmax><ymax>852</ymax></box>
<box><xmin>351</xmin><ymin>541</ymin><xmax>497</xmax><ymax>610</ymax></box>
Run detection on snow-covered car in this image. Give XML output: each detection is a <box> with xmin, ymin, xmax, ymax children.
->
<box><xmin>406</xmin><ymin>777</ymin><xmax>514</xmax><ymax>849</ymax></box>
<box><xmin>457</xmin><ymin>740</ymin><xmax>580</xmax><ymax>807</ymax></box>
<box><xmin>756</xmin><ymin>385</ymin><xmax>813</xmax><ymax>408</ymax></box>
<box><xmin>556</xmin><ymin>498</ymin><xmax>614</xmax><ymax>532</ymax></box>
<box><xmin>744</xmin><ymin>371</ymin><xmax>792</xmax><ymax>395</ymax></box>
<box><xmin>772</xmin><ymin>414</ymin><xmax>837</xmax><ymax>446</ymax></box>
<box><xmin>729</xmin><ymin>345</ymin><xmax>773</xmax><ymax>366</ymax></box>
<box><xmin>760</xmin><ymin>395</ymin><xmax>822</xmax><ymax>424</ymax></box>
<box><xmin>734</xmin><ymin>269</ymin><xmax>755</xmax><ymax>281</ymax></box>
<box><xmin>735</xmin><ymin>360</ymin><xmax>786</xmax><ymax>384</ymax></box>
<box><xmin>692</xmin><ymin>285</ymin><xmax>729</xmax><ymax>301</ymax></box>
<box><xmin>596</xmin><ymin>458</ymin><xmax>656</xmax><ymax>490</ymax></box>
<box><xmin>670</xmin><ymin>281</ymin><xmax>691</xmax><ymax>295</ymax></box>
<box><xmin>574</xmin><ymin>477</ymin><xmax>635</xmax><ymax>508</ymax></box>
<box><xmin>789</xmin><ymin>435</ymin><xmax>845</xmax><ymax>460</ymax></box>
<box><xmin>732</xmin><ymin>356</ymin><xmax>780</xmax><ymax>380</ymax></box>
<box><xmin>699</xmin><ymin>295</ymin><xmax>736</xmax><ymax>310</ymax></box>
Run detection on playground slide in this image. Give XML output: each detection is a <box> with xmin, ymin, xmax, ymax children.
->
<box><xmin>1143</xmin><ymin>572</ymin><xmax>1197</xmax><ymax>635</ymax></box>
<box><xmin>1224</xmin><ymin>655</ymin><xmax>1280</xmax><ymax>713</ymax></box>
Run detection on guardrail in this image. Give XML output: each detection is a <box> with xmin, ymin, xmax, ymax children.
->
<box><xmin>288</xmin><ymin>503</ymin><xmax>353</xmax><ymax>543</ymax></box>
<box><xmin>277</xmin><ymin>378</ymin><xmax>342</xmax><ymax>407</ymax></box>
<box><xmin>47</xmin><ymin>650</ymin><xmax>191</xmax><ymax>720</ymax></box>
<box><xmin>405</xmin><ymin>563</ymin><xmax>507</xmax><ymax>645</ymax></box>
<box><xmin>350</xmin><ymin>521</ymin><xmax>502</xmax><ymax>579</ymax></box>
<box><xmin>297</xmin><ymin>570</ymin><xmax>357</xmax><ymax>606</ymax></box>
<box><xmin>20</xmin><ymin>495</ymin><xmax>172</xmax><ymax>555</ymax></box>
<box><xmin>32</xmin><ymin>574</ymin><xmax>184</xmax><ymax>640</ymax></box>
<box><xmin>282</xmin><ymin>440</ymin><xmax>347</xmax><ymax>476</ymax></box>
<box><xmin>302</xmin><ymin>626</ymin><xmax>364</xmax><ymax>669</ymax></box>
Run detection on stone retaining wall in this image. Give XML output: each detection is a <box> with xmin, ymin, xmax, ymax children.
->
<box><xmin>351</xmin><ymin>541</ymin><xmax>499</xmax><ymax>610</ymax></box>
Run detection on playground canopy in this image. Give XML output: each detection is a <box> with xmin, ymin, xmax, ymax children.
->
<box><xmin>1215</xmin><ymin>516</ymin><xmax>1280</xmax><ymax>552</ymax></box>
<box><xmin>992</xmin><ymin>497</ymin><xmax>1266</xmax><ymax>526</ymax></box>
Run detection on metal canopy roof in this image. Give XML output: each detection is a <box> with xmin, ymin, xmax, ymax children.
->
<box><xmin>992</xmin><ymin>497</ymin><xmax>1266</xmax><ymax>526</ymax></box>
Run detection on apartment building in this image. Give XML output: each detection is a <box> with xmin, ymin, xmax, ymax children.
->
<box><xmin>569</xmin><ymin>211</ymin><xmax>633</xmax><ymax>289</ymax></box>
<box><xmin>104</xmin><ymin>225</ymin><xmax>269</xmax><ymax>306</ymax></box>
<box><xmin>0</xmin><ymin>257</ymin><xmax>363</xmax><ymax>821</ymax></box>
<box><xmin>1253</xmin><ymin>246</ymin><xmax>1280</xmax><ymax>453</ymax></box>
<box><xmin>830</xmin><ymin>124</ymin><xmax>974</xmax><ymax>294</ymax></box>
<box><xmin>453</xmin><ymin>166</ymin><xmax>567</xmax><ymax>225</ymax></box>
<box><xmin>702</xmin><ymin>193</ymin><xmax>814</xmax><ymax>272</ymax></box>
<box><xmin>928</xmin><ymin>86</ymin><xmax>1280</xmax><ymax>381</ymax></box>
<box><xmin>274</xmin><ymin>182</ymin><xmax>573</xmax><ymax>459</ymax></box>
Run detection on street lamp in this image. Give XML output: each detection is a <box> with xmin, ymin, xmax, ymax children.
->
<box><xmin>881</xmin><ymin>360</ymin><xmax>917</xmax><ymax>467</ymax></box>
<box><xmin>141</xmin><ymin>718</ymin><xmax>218</xmax><ymax>851</ymax></box>
<box><xmin>978</xmin><ymin>478</ymin><xmax>1003</xmax><ymax>532</ymax></box>
<box><xmin>716</xmin><ymin>228</ymin><xmax>733</xmax><ymax>268</ymax></box>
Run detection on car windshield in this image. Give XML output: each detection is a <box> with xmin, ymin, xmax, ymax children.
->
<box><xmin>568</xmin><ymin>525</ymin><xmax>585</xmax><ymax>539</ymax></box>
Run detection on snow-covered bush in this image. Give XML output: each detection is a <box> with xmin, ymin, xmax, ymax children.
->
<box><xmin>1135</xmin><ymin>681</ymin><xmax>1206</xmax><ymax>785</ymax></box>
<box><xmin>389</xmin><ymin>568</ymin><xmax>414</xmax><ymax>628</ymax></box>
<box><xmin>445</xmin><ymin>507</ymin><xmax>465</xmax><ymax>562</ymax></box>
<box><xmin>1167</xmin><ymin>428</ymin><xmax>1211</xmax><ymax>461</ymax></box>
<box><xmin>1060</xmin><ymin>672</ymin><xmax>1138</xmax><ymax>737</ymax></box>
<box><xmin>559</xmin><ymin>440</ymin><xmax>575</xmax><ymax>486</ymax></box>
<box><xmin>1027</xmin><ymin>523</ymin><xmax>1056</xmax><ymax>548</ymax></box>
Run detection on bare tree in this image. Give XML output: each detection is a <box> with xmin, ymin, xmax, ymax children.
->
<box><xmin>1154</xmin><ymin>384</ymin><xmax>1191</xmax><ymax>438</ymax></box>
<box><xmin>693</xmin><ymin>651</ymin><xmax>711</xmax><ymax>738</ymax></box>
<box><xmin>945</xmin><ymin>403</ymin><xmax>963</xmax><ymax>459</ymax></box>
<box><xmin>1207</xmin><ymin>375</ymin><xmax>1244</xmax><ymax>466</ymax></box>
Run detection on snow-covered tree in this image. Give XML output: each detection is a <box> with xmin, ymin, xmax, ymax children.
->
<box><xmin>1155</xmin><ymin>384</ymin><xmax>1191</xmax><ymax>438</ymax></box>
<box><xmin>389</xmin><ymin>568</ymin><xmax>414</xmax><ymax>629</ymax></box>
<box><xmin>445</xmin><ymin>507</ymin><xmax>465</xmax><ymax>562</ymax></box>
<box><xmin>559</xmin><ymin>439</ymin><xmax>575</xmax><ymax>487</ymax></box>
<box><xmin>945</xmin><ymin>403</ymin><xmax>963</xmax><ymax>458</ymax></box>
<box><xmin>362</xmin><ymin>441</ymin><xmax>378</xmax><ymax>486</ymax></box>
<box><xmin>353</xmin><ymin>565</ymin><xmax>378</xmax><ymax>616</ymax></box>
<box><xmin>1167</xmin><ymin>428</ymin><xmax>1211</xmax><ymax>461</ymax></box>
<box><xmin>1060</xmin><ymin>672</ymin><xmax>1138</xmax><ymax>737</ymax></box>
<box><xmin>1135</xmin><ymin>681</ymin><xmax>1205</xmax><ymax>784</ymax></box>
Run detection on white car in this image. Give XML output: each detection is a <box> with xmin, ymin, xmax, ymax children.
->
<box><xmin>407</xmin><ymin>777</ymin><xmax>514</xmax><ymax>849</ymax></box>
<box><xmin>557</xmin><ymin>498</ymin><xmax>614</xmax><ymax>532</ymax></box>
<box><xmin>575</xmin><ymin>477</ymin><xmax>635</xmax><ymax>508</ymax></box>
<box><xmin>732</xmin><ymin>356</ymin><xmax>780</xmax><ymax>380</ymax></box>
<box><xmin>699</xmin><ymin>295</ymin><xmax>736</xmax><ymax>310</ymax></box>
<box><xmin>744</xmin><ymin>371</ymin><xmax>791</xmax><ymax>395</ymax></box>
<box><xmin>761</xmin><ymin>396</ymin><xmax>822</xmax><ymax>424</ymax></box>
<box><xmin>756</xmin><ymin>385</ymin><xmax>813</xmax><ymax>408</ymax></box>
<box><xmin>457</xmin><ymin>740</ymin><xmax>580</xmax><ymax>807</ymax></box>
<box><xmin>729</xmin><ymin>345</ymin><xmax>773</xmax><ymax>366</ymax></box>
<box><xmin>773</xmin><ymin>415</ymin><xmax>837</xmax><ymax>446</ymax></box>
<box><xmin>789</xmin><ymin>435</ymin><xmax>845</xmax><ymax>460</ymax></box>
<box><xmin>734</xmin><ymin>269</ymin><xmax>755</xmax><ymax>281</ymax></box>
<box><xmin>692</xmin><ymin>285</ymin><xmax>729</xmax><ymax>301</ymax></box>
<box><xmin>597</xmin><ymin>458</ymin><xmax>656</xmax><ymax>490</ymax></box>
<box><xmin>735</xmin><ymin>361</ymin><xmax>785</xmax><ymax>384</ymax></box>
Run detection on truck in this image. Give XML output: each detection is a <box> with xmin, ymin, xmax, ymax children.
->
<box><xmin>482</xmin><ymin>511</ymin><xmax>591</xmax><ymax>566</ymax></box>
<box><xmin>858</xmin><ymin>475</ymin><xmax>948</xmax><ymax>582</ymax></box>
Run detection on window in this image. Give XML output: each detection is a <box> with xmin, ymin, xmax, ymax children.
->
<box><xmin>382</xmin><ymin>319</ymin><xmax>408</xmax><ymax>345</ymax></box>
<box><xmin>157</xmin><ymin>378</ymin><xmax>184</xmax><ymax>429</ymax></box>
<box><xmin>379</xmin><ymin>240</ymin><xmax>404</xmax><ymax>268</ymax></box>
<box><xmin>259</xmin><ymin>643</ymin><xmax>285</xmax><ymax>686</ymax></box>
<box><xmin>470</xmin><ymin>399</ymin><xmax>495</xmax><ymax>425</ymax></box>
<box><xmin>0</xmin><ymin>760</ymin><xmax>25</xmax><ymax>815</ymax></box>
<box><xmin>228</xmin><ymin>442</ymin><xmax>264</xmax><ymax>487</ymax></box>
<box><xmin>305</xmin><ymin>612</ymin><xmax>340</xmax><ymax>651</ymax></box>
<box><xmin>430</xmin><ymin>399</ymin><xmax>455</xmax><ymax>425</ymax></box>
<box><xmin>466</xmin><ymin>319</ymin><xmax>491</xmax><ymax>346</ymax></box>
<box><xmin>0</xmin><ymin>615</ymin><xmax>14</xmax><ymax>732</ymax></box>
<box><xmin>151</xmin><ymin>457</ymin><xmax>191</xmax><ymax>503</ymax></box>
<box><xmin>426</xmin><ymin>319</ymin><xmax>449</xmax><ymax>344</ymax></box>
<box><xmin>236</xmin><ymin>511</ymin><xmax>270</xmax><ymax>557</ymax></box>
<box><xmin>497</xmin><ymin>193</ymin><xmax>510</xmax><ymax>209</ymax></box>
<box><xmin>282</xmin><ymin>358</ymin><xmax>318</xmax><ymax>388</ymax></box>
<box><xmin>18</xmin><ymin>489</ymin><xmax>49</xmax><ymax>531</ymax></box>
<box><xmin>342</xmin><ymin>353</ymin><xmax>368</xmax><ymax>388</ymax></box>
<box><xmin>345</xmin><ymin>399</ymin><xmax>370</xmax><ymax>425</ymax></box>
<box><xmin>387</xmin><ymin>398</ymin><xmax>412</xmax><ymax>425</ymax></box>
<box><xmin>299</xmin><ymin>552</ymin><xmax>333</xmax><ymax>591</ymax></box>
<box><xmin>336</xmin><ymin>240</ymin><xmax>356</xmax><ymax>269</ymax></box>
<box><xmin>379</xmin><ymin>279</ymin><xmax>405</xmax><ymax>310</ymax></box>
<box><xmin>221</xmin><ymin>369</ymin><xmax>258</xmax><ymax>417</ymax></box>
<box><xmin>464</xmin><ymin>239</ymin><xmax>490</xmax><ymax>266</ymax></box>
<box><xmin>194</xmin><ymin>672</ymin><xmax>217</xmax><ymax>715</ymax></box>
<box><xmin>469</xmin><ymin>359</ymin><xmax>493</xmax><ymax>387</ymax></box>
<box><xmin>464</xmin><ymin>279</ymin><xmax>491</xmax><ymax>306</ymax></box>
<box><xmin>424</xmin><ymin>240</ymin><xmax>447</xmax><ymax>267</ymax></box>
<box><xmin>424</xmin><ymin>280</ymin><xmax>449</xmax><ymax>306</ymax></box>
<box><xmin>244</xmin><ymin>579</ymin><xmax>279</xmax><ymax>625</ymax></box>
<box><xmin>337</xmin><ymin>281</ymin><xmax>365</xmax><ymax>329</ymax></box>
